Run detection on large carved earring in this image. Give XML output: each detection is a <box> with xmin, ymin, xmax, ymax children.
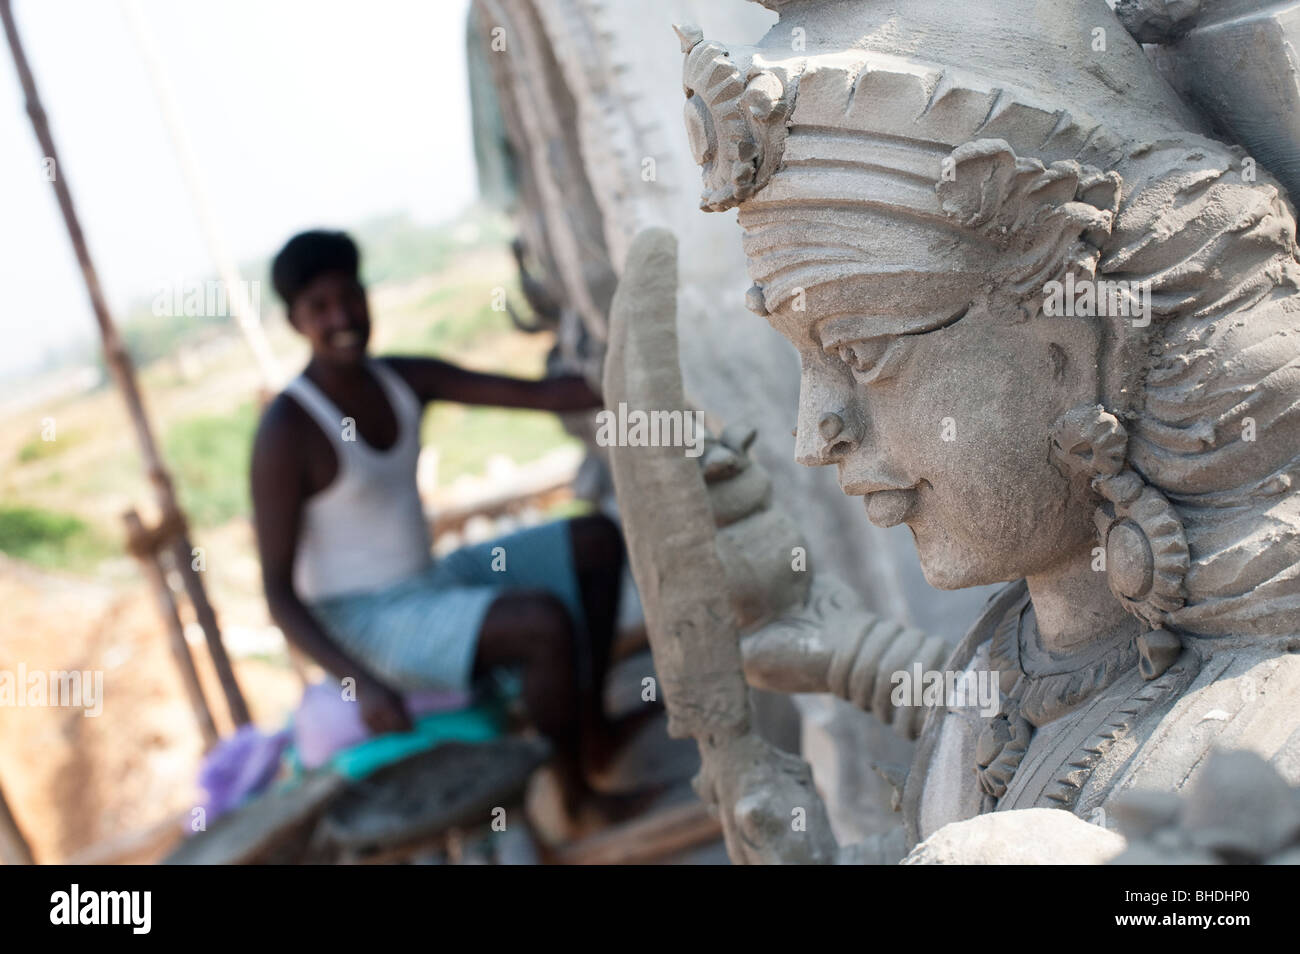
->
<box><xmin>1049</xmin><ymin>405</ymin><xmax>1190</xmax><ymax>632</ymax></box>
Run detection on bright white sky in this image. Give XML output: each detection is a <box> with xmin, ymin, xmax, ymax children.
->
<box><xmin>0</xmin><ymin>0</ymin><xmax>476</xmax><ymax>378</ymax></box>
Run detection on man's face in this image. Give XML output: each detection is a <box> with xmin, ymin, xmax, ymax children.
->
<box><xmin>773</xmin><ymin>284</ymin><xmax>1104</xmax><ymax>589</ymax></box>
<box><xmin>289</xmin><ymin>271</ymin><xmax>370</xmax><ymax>366</ymax></box>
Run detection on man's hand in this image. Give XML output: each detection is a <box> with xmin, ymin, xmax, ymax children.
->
<box><xmin>356</xmin><ymin>675</ymin><xmax>413</xmax><ymax>735</ymax></box>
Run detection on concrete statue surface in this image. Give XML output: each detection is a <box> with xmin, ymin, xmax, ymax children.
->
<box><xmin>605</xmin><ymin>0</ymin><xmax>1300</xmax><ymax>862</ymax></box>
<box><xmin>468</xmin><ymin>0</ymin><xmax>999</xmax><ymax>844</ymax></box>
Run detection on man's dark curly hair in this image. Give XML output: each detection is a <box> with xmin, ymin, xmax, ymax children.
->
<box><xmin>271</xmin><ymin>230</ymin><xmax>360</xmax><ymax>309</ymax></box>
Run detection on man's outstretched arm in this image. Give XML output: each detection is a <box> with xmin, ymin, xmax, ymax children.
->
<box><xmin>383</xmin><ymin>355</ymin><xmax>601</xmax><ymax>411</ymax></box>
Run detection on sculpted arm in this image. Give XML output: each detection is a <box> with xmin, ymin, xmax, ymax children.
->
<box><xmin>604</xmin><ymin>228</ymin><xmax>838</xmax><ymax>864</ymax></box>
<box><xmin>741</xmin><ymin>578</ymin><xmax>953</xmax><ymax>740</ymax></box>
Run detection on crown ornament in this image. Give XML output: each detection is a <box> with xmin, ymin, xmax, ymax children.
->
<box><xmin>676</xmin><ymin>0</ymin><xmax>1202</xmax><ymax>219</ymax></box>
<box><xmin>675</xmin><ymin>24</ymin><xmax>791</xmax><ymax>212</ymax></box>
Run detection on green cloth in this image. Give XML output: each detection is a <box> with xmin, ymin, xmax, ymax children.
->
<box><xmin>329</xmin><ymin>699</ymin><xmax>507</xmax><ymax>779</ymax></box>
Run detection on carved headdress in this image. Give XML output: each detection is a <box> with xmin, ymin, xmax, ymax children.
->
<box><xmin>679</xmin><ymin>0</ymin><xmax>1300</xmax><ymax>641</ymax></box>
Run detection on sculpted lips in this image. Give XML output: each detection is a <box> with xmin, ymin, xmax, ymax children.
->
<box><xmin>841</xmin><ymin>476</ymin><xmax>926</xmax><ymax>528</ymax></box>
<box><xmin>864</xmin><ymin>488</ymin><xmax>918</xmax><ymax>528</ymax></box>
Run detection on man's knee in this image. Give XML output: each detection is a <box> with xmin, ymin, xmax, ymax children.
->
<box><xmin>494</xmin><ymin>590</ymin><xmax>574</xmax><ymax>650</ymax></box>
<box><xmin>477</xmin><ymin>590</ymin><xmax>574</xmax><ymax>671</ymax></box>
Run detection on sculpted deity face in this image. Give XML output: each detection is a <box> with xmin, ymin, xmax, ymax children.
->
<box><xmin>774</xmin><ymin>277</ymin><xmax>1104</xmax><ymax>589</ymax></box>
<box><xmin>678</xmin><ymin>11</ymin><xmax>1300</xmax><ymax>636</ymax></box>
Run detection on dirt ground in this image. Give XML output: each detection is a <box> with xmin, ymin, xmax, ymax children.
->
<box><xmin>0</xmin><ymin>479</ymin><xmax>580</xmax><ymax>863</ymax></box>
<box><xmin>0</xmin><ymin>553</ymin><xmax>301</xmax><ymax>863</ymax></box>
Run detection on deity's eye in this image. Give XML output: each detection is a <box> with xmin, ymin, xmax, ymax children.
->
<box><xmin>826</xmin><ymin>336</ymin><xmax>911</xmax><ymax>384</ymax></box>
<box><xmin>822</xmin><ymin>305</ymin><xmax>969</xmax><ymax>384</ymax></box>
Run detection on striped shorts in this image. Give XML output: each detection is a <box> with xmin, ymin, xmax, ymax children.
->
<box><xmin>310</xmin><ymin>521</ymin><xmax>583</xmax><ymax>693</ymax></box>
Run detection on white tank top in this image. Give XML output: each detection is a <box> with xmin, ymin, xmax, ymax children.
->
<box><xmin>284</xmin><ymin>359</ymin><xmax>432</xmax><ymax>601</ymax></box>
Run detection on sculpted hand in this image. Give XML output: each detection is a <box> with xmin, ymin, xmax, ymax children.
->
<box><xmin>740</xmin><ymin>576</ymin><xmax>947</xmax><ymax>739</ymax></box>
<box><xmin>696</xmin><ymin>733</ymin><xmax>838</xmax><ymax>864</ymax></box>
<box><xmin>741</xmin><ymin>618</ymin><xmax>835</xmax><ymax>694</ymax></box>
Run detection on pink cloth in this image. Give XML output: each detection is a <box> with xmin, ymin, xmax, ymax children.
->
<box><xmin>292</xmin><ymin>681</ymin><xmax>473</xmax><ymax>770</ymax></box>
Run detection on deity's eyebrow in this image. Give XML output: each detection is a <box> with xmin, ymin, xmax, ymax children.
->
<box><xmin>816</xmin><ymin>304</ymin><xmax>970</xmax><ymax>349</ymax></box>
<box><xmin>765</xmin><ymin>306</ymin><xmax>822</xmax><ymax>350</ymax></box>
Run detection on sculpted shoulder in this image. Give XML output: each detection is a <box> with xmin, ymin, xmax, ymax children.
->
<box><xmin>1107</xmin><ymin>644</ymin><xmax>1300</xmax><ymax>798</ymax></box>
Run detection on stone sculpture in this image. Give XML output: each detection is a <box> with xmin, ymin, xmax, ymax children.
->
<box><xmin>605</xmin><ymin>227</ymin><xmax>942</xmax><ymax>862</ymax></box>
<box><xmin>603</xmin><ymin>228</ymin><xmax>833</xmax><ymax>863</ymax></box>
<box><xmin>902</xmin><ymin>747</ymin><xmax>1300</xmax><ymax>864</ymax></box>
<box><xmin>1113</xmin><ymin>0</ymin><xmax>1300</xmax><ymax>206</ymax></box>
<box><xmin>468</xmin><ymin>0</ymin><xmax>1002</xmax><ymax>841</ymax></box>
<box><xmin>1108</xmin><ymin>748</ymin><xmax>1300</xmax><ymax>864</ymax></box>
<box><xmin>626</xmin><ymin>0</ymin><xmax>1300</xmax><ymax>862</ymax></box>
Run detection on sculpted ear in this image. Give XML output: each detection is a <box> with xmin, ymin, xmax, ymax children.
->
<box><xmin>937</xmin><ymin>138</ymin><xmax>1123</xmax><ymax>293</ymax></box>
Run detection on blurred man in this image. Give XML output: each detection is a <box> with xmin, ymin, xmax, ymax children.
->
<box><xmin>251</xmin><ymin>230</ymin><xmax>630</xmax><ymax>820</ymax></box>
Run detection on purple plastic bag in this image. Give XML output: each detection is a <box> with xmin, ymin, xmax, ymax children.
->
<box><xmin>197</xmin><ymin>724</ymin><xmax>292</xmax><ymax>823</ymax></box>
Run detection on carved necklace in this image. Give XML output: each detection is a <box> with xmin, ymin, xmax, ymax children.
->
<box><xmin>998</xmin><ymin>597</ymin><xmax>1140</xmax><ymax>727</ymax></box>
<box><xmin>976</xmin><ymin>591</ymin><xmax>1139</xmax><ymax>810</ymax></box>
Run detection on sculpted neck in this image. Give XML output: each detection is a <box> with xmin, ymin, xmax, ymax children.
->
<box><xmin>1024</xmin><ymin>546</ymin><xmax>1142</xmax><ymax>656</ymax></box>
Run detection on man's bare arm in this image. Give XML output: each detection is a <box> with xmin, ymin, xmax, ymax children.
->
<box><xmin>250</xmin><ymin>398</ymin><xmax>411</xmax><ymax>732</ymax></box>
<box><xmin>383</xmin><ymin>355</ymin><xmax>601</xmax><ymax>411</ymax></box>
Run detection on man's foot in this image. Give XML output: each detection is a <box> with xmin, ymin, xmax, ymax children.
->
<box><xmin>582</xmin><ymin>701</ymin><xmax>667</xmax><ymax>791</ymax></box>
<box><xmin>527</xmin><ymin>763</ymin><xmax>663</xmax><ymax>844</ymax></box>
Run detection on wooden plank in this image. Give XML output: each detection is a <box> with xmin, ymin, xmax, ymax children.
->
<box><xmin>169</xmin><ymin>533</ymin><xmax>251</xmax><ymax>727</ymax></box>
<box><xmin>320</xmin><ymin>738</ymin><xmax>548</xmax><ymax>852</ymax></box>
<box><xmin>125</xmin><ymin>510</ymin><xmax>219</xmax><ymax>748</ymax></box>
<box><xmin>553</xmin><ymin>799</ymin><xmax>722</xmax><ymax>865</ymax></box>
<box><xmin>164</xmin><ymin>771</ymin><xmax>346</xmax><ymax>865</ymax></box>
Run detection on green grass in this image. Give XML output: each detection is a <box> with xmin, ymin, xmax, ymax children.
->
<box><xmin>17</xmin><ymin>435</ymin><xmax>69</xmax><ymax>463</ymax></box>
<box><xmin>163</xmin><ymin>401</ymin><xmax>259</xmax><ymax>527</ymax></box>
<box><xmin>422</xmin><ymin>404</ymin><xmax>580</xmax><ymax>483</ymax></box>
<box><xmin>14</xmin><ymin>418</ymin><xmax>87</xmax><ymax>464</ymax></box>
<box><xmin>416</xmin><ymin>286</ymin><xmax>458</xmax><ymax>310</ymax></box>
<box><xmin>380</xmin><ymin>279</ymin><xmax>519</xmax><ymax>357</ymax></box>
<box><xmin>419</xmin><ymin>301</ymin><xmax>514</xmax><ymax>352</ymax></box>
<box><xmin>0</xmin><ymin>505</ymin><xmax>116</xmax><ymax>570</ymax></box>
<box><xmin>545</xmin><ymin>498</ymin><xmax>594</xmax><ymax>520</ymax></box>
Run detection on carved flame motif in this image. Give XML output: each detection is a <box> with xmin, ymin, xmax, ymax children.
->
<box><xmin>676</xmin><ymin>23</ymin><xmax>789</xmax><ymax>212</ymax></box>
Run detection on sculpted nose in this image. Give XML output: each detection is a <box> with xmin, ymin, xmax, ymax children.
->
<box><xmin>796</xmin><ymin>406</ymin><xmax>862</xmax><ymax>466</ymax></box>
<box><xmin>795</xmin><ymin>350</ymin><xmax>863</xmax><ymax>466</ymax></box>
<box><xmin>819</xmin><ymin>411</ymin><xmax>845</xmax><ymax>442</ymax></box>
